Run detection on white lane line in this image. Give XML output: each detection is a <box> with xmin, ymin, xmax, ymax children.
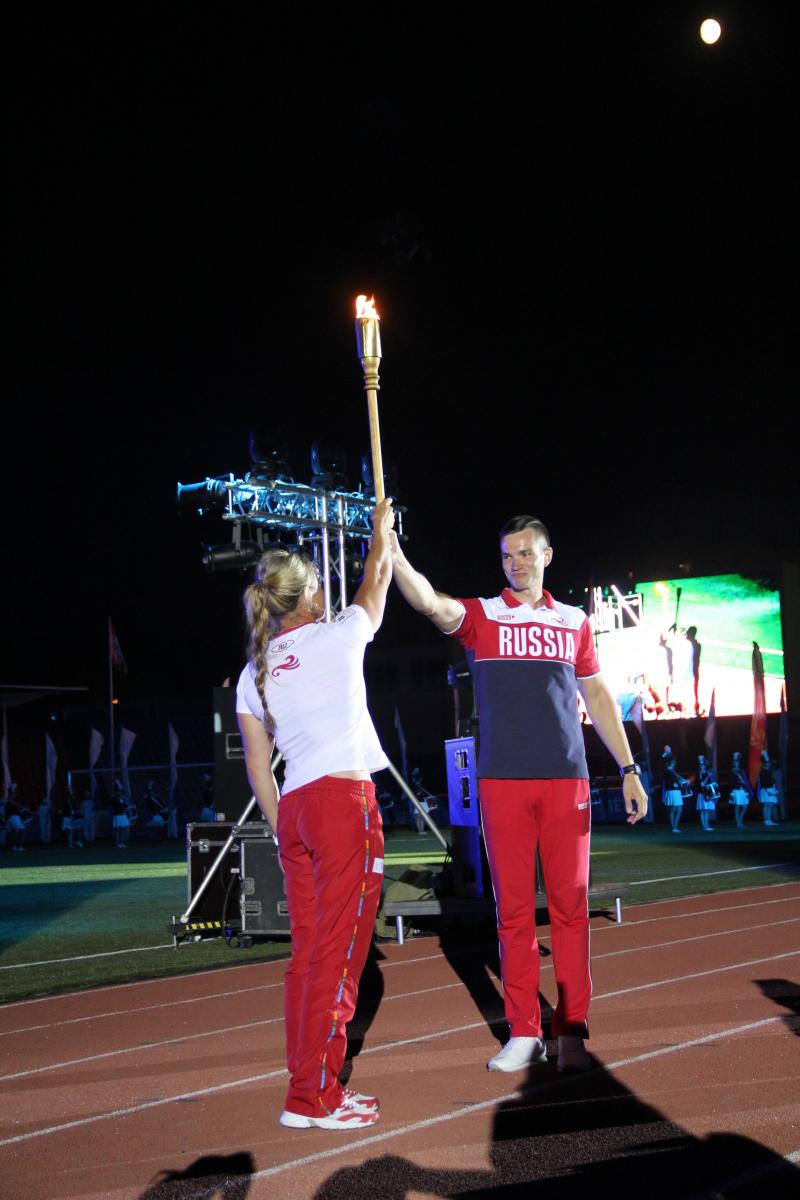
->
<box><xmin>0</xmin><ymin>956</ymin><xmax>280</xmax><ymax>1009</ymax></box>
<box><xmin>0</xmin><ymin>944</ymin><xmax>174</xmax><ymax>971</ymax></box>
<box><xmin>595</xmin><ymin>949</ymin><xmax>800</xmax><ymax>1000</ymax></box>
<box><xmin>4</xmin><ymin>913</ymin><xmax>797</xmax><ymax>1051</ymax></box>
<box><xmin>0</xmin><ymin>1018</ymin><xmax>492</xmax><ymax>1147</ymax></box>
<box><xmin>3</xmin><ymin>946</ymin><xmax>798</xmax><ymax>1145</ymax></box>
<box><xmin>584</xmin><ymin>916</ymin><xmax>800</xmax><ymax>961</ymax></box>
<box><xmin>0</xmin><ymin>982</ymin><xmax>283</xmax><ymax>1038</ymax></box>
<box><xmin>246</xmin><ymin>1016</ymin><xmax>792</xmax><ymax>1182</ymax></box>
<box><xmin>622</xmin><ymin>879</ymin><xmax>800</xmax><ymax>905</ymax></box>
<box><xmin>605</xmin><ymin>1015</ymin><xmax>784</xmax><ymax>1068</ymax></box>
<box><xmin>0</xmin><ymin>1018</ymin><xmax>284</xmax><ymax>1082</ymax></box>
<box><xmin>592</xmin><ymin>893</ymin><xmax>800</xmax><ymax>933</ymax></box>
<box><xmin>0</xmin><ymin>974</ymin><xmax>458</xmax><ymax>1041</ymax></box>
<box><xmin>4</xmin><ymin>880</ymin><xmax>798</xmax><ymax>1014</ymax></box>
<box><xmin>0</xmin><ymin>1067</ymin><xmax>289</xmax><ymax>1148</ymax></box>
<box><xmin>630</xmin><ymin>862</ymin><xmax>800</xmax><ymax>887</ymax></box>
<box><xmin>381</xmin><ymin>952</ymin><xmax>446</xmax><ymax>969</ymax></box>
<box><xmin>0</xmin><ymin>983</ymin><xmax>476</xmax><ymax>1081</ymax></box>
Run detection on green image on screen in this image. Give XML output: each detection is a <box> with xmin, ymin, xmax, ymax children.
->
<box><xmin>593</xmin><ymin>574</ymin><xmax>784</xmax><ymax>719</ymax></box>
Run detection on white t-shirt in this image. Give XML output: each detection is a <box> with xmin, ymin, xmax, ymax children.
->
<box><xmin>236</xmin><ymin>604</ymin><xmax>388</xmax><ymax>797</ymax></box>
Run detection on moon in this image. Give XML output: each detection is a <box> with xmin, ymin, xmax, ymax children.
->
<box><xmin>700</xmin><ymin>18</ymin><xmax>722</xmax><ymax>44</ymax></box>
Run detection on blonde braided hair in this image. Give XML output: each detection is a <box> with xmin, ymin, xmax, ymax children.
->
<box><xmin>243</xmin><ymin>549</ymin><xmax>317</xmax><ymax>732</ymax></box>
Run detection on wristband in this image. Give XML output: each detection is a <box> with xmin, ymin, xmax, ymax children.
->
<box><xmin>620</xmin><ymin>763</ymin><xmax>641</xmax><ymax>777</ymax></box>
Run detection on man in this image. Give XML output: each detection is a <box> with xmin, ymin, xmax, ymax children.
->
<box><xmin>391</xmin><ymin>515</ymin><xmax>648</xmax><ymax>1072</ymax></box>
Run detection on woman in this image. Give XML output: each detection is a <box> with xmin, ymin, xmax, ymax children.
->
<box><xmin>695</xmin><ymin>754</ymin><xmax>717</xmax><ymax>832</ymax></box>
<box><xmin>112</xmin><ymin>781</ymin><xmax>130</xmax><ymax>848</ymax></box>
<box><xmin>728</xmin><ymin>751</ymin><xmax>751</xmax><ymax>828</ymax></box>
<box><xmin>757</xmin><ymin>751</ymin><xmax>779</xmax><ymax>826</ymax></box>
<box><xmin>236</xmin><ymin>498</ymin><xmax>393</xmax><ymax>1131</ymax></box>
<box><xmin>662</xmin><ymin>746</ymin><xmax>686</xmax><ymax>833</ymax></box>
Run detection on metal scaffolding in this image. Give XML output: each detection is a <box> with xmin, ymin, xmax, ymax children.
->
<box><xmin>177</xmin><ymin>474</ymin><xmax>405</xmax><ymax>618</ymax></box>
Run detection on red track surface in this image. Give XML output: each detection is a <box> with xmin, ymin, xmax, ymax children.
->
<box><xmin>1</xmin><ymin>882</ymin><xmax>799</xmax><ymax>1199</ymax></box>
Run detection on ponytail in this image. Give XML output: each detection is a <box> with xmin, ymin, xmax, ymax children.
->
<box><xmin>243</xmin><ymin>549</ymin><xmax>316</xmax><ymax>731</ymax></box>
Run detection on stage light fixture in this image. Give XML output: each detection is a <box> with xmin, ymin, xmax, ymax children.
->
<box><xmin>310</xmin><ymin>441</ymin><xmax>349</xmax><ymax>491</ymax></box>
<box><xmin>202</xmin><ymin>543</ymin><xmax>262</xmax><ymax>573</ymax></box>
<box><xmin>360</xmin><ymin>452</ymin><xmax>398</xmax><ymax>499</ymax></box>
<box><xmin>176</xmin><ymin>477</ymin><xmax>232</xmax><ymax>516</ymax></box>
<box><xmin>345</xmin><ymin>548</ymin><xmax>368</xmax><ymax>586</ymax></box>
<box><xmin>247</xmin><ymin>433</ymin><xmax>293</xmax><ymax>483</ymax></box>
<box><xmin>202</xmin><ymin>524</ymin><xmax>271</xmax><ymax>574</ymax></box>
<box><xmin>360</xmin><ymin>453</ymin><xmax>373</xmax><ymax>492</ymax></box>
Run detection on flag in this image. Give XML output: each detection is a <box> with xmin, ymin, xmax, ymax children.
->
<box><xmin>168</xmin><ymin>722</ymin><xmax>179</xmax><ymax>803</ymax></box>
<box><xmin>703</xmin><ymin>688</ymin><xmax>718</xmax><ymax>778</ymax></box>
<box><xmin>748</xmin><ymin>642</ymin><xmax>767</xmax><ymax>789</ymax></box>
<box><xmin>393</xmin><ymin>706</ymin><xmax>408</xmax><ymax>781</ymax></box>
<box><xmin>779</xmin><ymin>684</ymin><xmax>789</xmax><ymax>780</ymax></box>
<box><xmin>89</xmin><ymin>728</ymin><xmax>104</xmax><ymax>799</ymax></box>
<box><xmin>45</xmin><ymin>733</ymin><xmax>58</xmax><ymax>800</ymax></box>
<box><xmin>628</xmin><ymin>694</ymin><xmax>650</xmax><ymax>757</ymax></box>
<box><xmin>109</xmin><ymin>621</ymin><xmax>127</xmax><ymax>673</ymax></box>
<box><xmin>1</xmin><ymin>732</ymin><xmax>10</xmax><ymax>800</ymax></box>
<box><xmin>120</xmin><ymin>727</ymin><xmax>136</xmax><ymax>800</ymax></box>
<box><xmin>627</xmin><ymin>693</ymin><xmax>654</xmax><ymax>822</ymax></box>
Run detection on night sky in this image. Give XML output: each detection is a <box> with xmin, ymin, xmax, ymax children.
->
<box><xmin>7</xmin><ymin>6</ymin><xmax>795</xmax><ymax>706</ymax></box>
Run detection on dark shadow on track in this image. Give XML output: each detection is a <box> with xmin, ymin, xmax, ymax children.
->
<box><xmin>756</xmin><ymin>978</ymin><xmax>800</xmax><ymax>1036</ymax></box>
<box><xmin>138</xmin><ymin>1151</ymin><xmax>255</xmax><ymax>1199</ymax></box>
<box><xmin>434</xmin><ymin>916</ymin><xmax>555</xmax><ymax>1050</ymax></box>
<box><xmin>342</xmin><ymin>940</ymin><xmax>386</xmax><ymax>1081</ymax></box>
<box><xmin>311</xmin><ymin>1016</ymin><xmax>799</xmax><ymax>1199</ymax></box>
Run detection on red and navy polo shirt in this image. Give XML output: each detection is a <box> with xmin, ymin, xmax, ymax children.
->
<box><xmin>448</xmin><ymin>588</ymin><xmax>600</xmax><ymax>780</ymax></box>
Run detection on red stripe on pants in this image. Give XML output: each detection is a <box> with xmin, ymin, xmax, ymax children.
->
<box><xmin>278</xmin><ymin>776</ymin><xmax>383</xmax><ymax>1117</ymax></box>
<box><xmin>479</xmin><ymin>778</ymin><xmax>591</xmax><ymax>1039</ymax></box>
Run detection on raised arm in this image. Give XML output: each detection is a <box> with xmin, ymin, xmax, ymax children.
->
<box><xmin>352</xmin><ymin>497</ymin><xmax>395</xmax><ymax>631</ymax></box>
<box><xmin>578</xmin><ymin>675</ymin><xmax>649</xmax><ymax>824</ymax></box>
<box><xmin>390</xmin><ymin>533</ymin><xmax>465</xmax><ymax>634</ymax></box>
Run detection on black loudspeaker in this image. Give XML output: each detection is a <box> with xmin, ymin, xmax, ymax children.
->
<box><xmin>444</xmin><ymin>737</ymin><xmax>488</xmax><ymax>899</ymax></box>
<box><xmin>213</xmin><ymin>686</ymin><xmax>253</xmax><ymax>817</ymax></box>
<box><xmin>186</xmin><ymin>821</ymin><xmax>243</xmax><ymax>931</ymax></box>
<box><xmin>185</xmin><ymin>821</ymin><xmax>291</xmax><ymax>939</ymax></box>
<box><xmin>239</xmin><ymin>835</ymin><xmax>291</xmax><ymax>935</ymax></box>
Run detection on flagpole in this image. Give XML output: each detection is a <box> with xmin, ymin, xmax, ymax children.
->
<box><xmin>108</xmin><ymin>617</ymin><xmax>115</xmax><ymax>794</ymax></box>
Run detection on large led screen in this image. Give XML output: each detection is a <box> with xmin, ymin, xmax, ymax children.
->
<box><xmin>593</xmin><ymin>574</ymin><xmax>785</xmax><ymax>719</ymax></box>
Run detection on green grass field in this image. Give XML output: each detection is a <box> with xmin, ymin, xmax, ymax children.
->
<box><xmin>1</xmin><ymin>824</ymin><xmax>798</xmax><ymax>1005</ymax></box>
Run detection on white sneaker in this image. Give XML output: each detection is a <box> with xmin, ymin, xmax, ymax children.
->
<box><xmin>340</xmin><ymin>1088</ymin><xmax>379</xmax><ymax>1111</ymax></box>
<box><xmin>279</xmin><ymin>1098</ymin><xmax>379</xmax><ymax>1130</ymax></box>
<box><xmin>487</xmin><ymin>1036</ymin><xmax>547</xmax><ymax>1072</ymax></box>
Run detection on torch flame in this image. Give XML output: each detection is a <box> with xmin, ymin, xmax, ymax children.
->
<box><xmin>356</xmin><ymin>294</ymin><xmax>379</xmax><ymax>320</ymax></box>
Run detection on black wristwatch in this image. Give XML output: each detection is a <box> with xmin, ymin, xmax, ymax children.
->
<box><xmin>620</xmin><ymin>763</ymin><xmax>641</xmax><ymax>777</ymax></box>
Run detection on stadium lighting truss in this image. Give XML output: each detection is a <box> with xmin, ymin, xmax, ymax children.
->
<box><xmin>177</xmin><ymin>474</ymin><xmax>405</xmax><ymax>619</ymax></box>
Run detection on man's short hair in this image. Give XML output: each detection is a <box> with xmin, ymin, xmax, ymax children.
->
<box><xmin>498</xmin><ymin>515</ymin><xmax>551</xmax><ymax>545</ymax></box>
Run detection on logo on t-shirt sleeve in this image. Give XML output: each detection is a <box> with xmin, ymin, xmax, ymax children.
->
<box><xmin>271</xmin><ymin>637</ymin><xmax>295</xmax><ymax>654</ymax></box>
<box><xmin>271</xmin><ymin>654</ymin><xmax>300</xmax><ymax>677</ymax></box>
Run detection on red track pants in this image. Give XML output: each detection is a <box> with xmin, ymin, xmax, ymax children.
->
<box><xmin>277</xmin><ymin>776</ymin><xmax>384</xmax><ymax>1117</ymax></box>
<box><xmin>480</xmin><ymin>778</ymin><xmax>591</xmax><ymax>1039</ymax></box>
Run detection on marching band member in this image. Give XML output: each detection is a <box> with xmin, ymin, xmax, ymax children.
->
<box><xmin>695</xmin><ymin>754</ymin><xmax>718</xmax><ymax>832</ymax></box>
<box><xmin>728</xmin><ymin>751</ymin><xmax>751</xmax><ymax>828</ymax></box>
<box><xmin>662</xmin><ymin>746</ymin><xmax>687</xmax><ymax>833</ymax></box>
<box><xmin>757</xmin><ymin>751</ymin><xmax>779</xmax><ymax>826</ymax></box>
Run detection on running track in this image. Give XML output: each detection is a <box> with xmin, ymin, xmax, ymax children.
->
<box><xmin>1</xmin><ymin>882</ymin><xmax>799</xmax><ymax>1199</ymax></box>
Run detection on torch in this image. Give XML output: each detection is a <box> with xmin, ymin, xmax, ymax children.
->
<box><xmin>354</xmin><ymin>295</ymin><xmax>385</xmax><ymax>502</ymax></box>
